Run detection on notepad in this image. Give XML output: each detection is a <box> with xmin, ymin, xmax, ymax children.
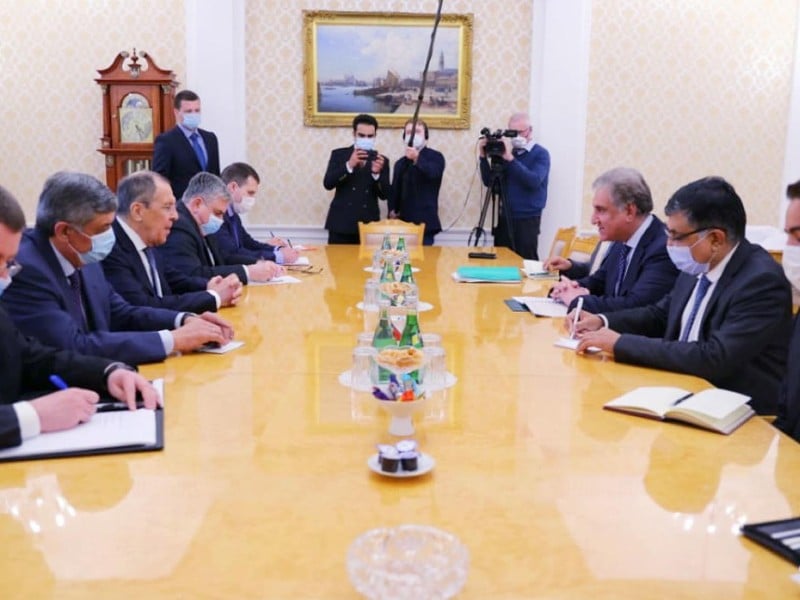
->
<box><xmin>513</xmin><ymin>296</ymin><xmax>568</xmax><ymax>317</ymax></box>
<box><xmin>453</xmin><ymin>266</ymin><xmax>522</xmax><ymax>283</ymax></box>
<box><xmin>603</xmin><ymin>386</ymin><xmax>755</xmax><ymax>434</ymax></box>
<box><xmin>521</xmin><ymin>260</ymin><xmax>557</xmax><ymax>279</ymax></box>
<box><xmin>287</xmin><ymin>255</ymin><xmax>310</xmax><ymax>266</ymax></box>
<box><xmin>249</xmin><ymin>275</ymin><xmax>302</xmax><ymax>285</ymax></box>
<box><xmin>198</xmin><ymin>340</ymin><xmax>245</xmax><ymax>354</ymax></box>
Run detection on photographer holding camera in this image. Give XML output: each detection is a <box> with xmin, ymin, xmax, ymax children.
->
<box><xmin>479</xmin><ymin>112</ymin><xmax>550</xmax><ymax>259</ymax></box>
<box><xmin>323</xmin><ymin>113</ymin><xmax>391</xmax><ymax>244</ymax></box>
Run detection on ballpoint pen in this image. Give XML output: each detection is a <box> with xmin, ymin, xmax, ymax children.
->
<box><xmin>570</xmin><ymin>296</ymin><xmax>584</xmax><ymax>340</ymax></box>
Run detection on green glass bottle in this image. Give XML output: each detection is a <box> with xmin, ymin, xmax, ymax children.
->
<box><xmin>399</xmin><ymin>260</ymin><xmax>415</xmax><ymax>284</ymax></box>
<box><xmin>396</xmin><ymin>236</ymin><xmax>406</xmax><ymax>252</ymax></box>
<box><xmin>399</xmin><ymin>297</ymin><xmax>423</xmax><ymax>383</ymax></box>
<box><xmin>381</xmin><ymin>233</ymin><xmax>393</xmax><ymax>250</ymax></box>
<box><xmin>372</xmin><ymin>299</ymin><xmax>396</xmax><ymax>383</ymax></box>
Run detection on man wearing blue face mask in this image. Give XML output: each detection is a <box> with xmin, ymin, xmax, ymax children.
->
<box><xmin>153</xmin><ymin>89</ymin><xmax>221</xmax><ymax>201</ymax></box>
<box><xmin>572</xmin><ymin>176</ymin><xmax>792</xmax><ymax>415</ymax></box>
<box><xmin>158</xmin><ymin>172</ymin><xmax>284</xmax><ymax>283</ymax></box>
<box><xmin>0</xmin><ymin>184</ymin><xmax>162</xmax><ymax>449</ymax></box>
<box><xmin>0</xmin><ymin>172</ymin><xmax>233</xmax><ymax>366</ymax></box>
<box><xmin>323</xmin><ymin>113</ymin><xmax>390</xmax><ymax>244</ymax></box>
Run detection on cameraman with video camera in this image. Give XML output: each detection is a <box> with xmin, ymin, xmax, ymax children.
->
<box><xmin>479</xmin><ymin>112</ymin><xmax>550</xmax><ymax>259</ymax></box>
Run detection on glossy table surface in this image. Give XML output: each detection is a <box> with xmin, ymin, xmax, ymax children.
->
<box><xmin>1</xmin><ymin>246</ymin><xmax>798</xmax><ymax>599</ymax></box>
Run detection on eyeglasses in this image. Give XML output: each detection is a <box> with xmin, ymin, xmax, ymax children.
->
<box><xmin>664</xmin><ymin>227</ymin><xmax>708</xmax><ymax>242</ymax></box>
<box><xmin>3</xmin><ymin>259</ymin><xmax>22</xmax><ymax>278</ymax></box>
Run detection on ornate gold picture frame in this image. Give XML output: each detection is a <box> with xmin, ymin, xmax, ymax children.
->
<box><xmin>303</xmin><ymin>11</ymin><xmax>473</xmax><ymax>129</ymax></box>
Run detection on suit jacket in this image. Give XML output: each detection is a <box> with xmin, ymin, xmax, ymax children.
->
<box><xmin>570</xmin><ymin>216</ymin><xmax>678</xmax><ymax>313</ymax></box>
<box><xmin>103</xmin><ymin>220</ymin><xmax>217</xmax><ymax>313</ymax></box>
<box><xmin>0</xmin><ymin>305</ymin><xmax>112</xmax><ymax>448</ymax></box>
<box><xmin>775</xmin><ymin>315</ymin><xmax>800</xmax><ymax>441</ymax></box>
<box><xmin>1</xmin><ymin>229</ymin><xmax>179</xmax><ymax>365</ymax></box>
<box><xmin>323</xmin><ymin>146</ymin><xmax>390</xmax><ymax>235</ymax></box>
<box><xmin>389</xmin><ymin>147</ymin><xmax>445</xmax><ymax>236</ymax></box>
<box><xmin>152</xmin><ymin>126</ymin><xmax>221</xmax><ymax>200</ymax></box>
<box><xmin>607</xmin><ymin>240</ymin><xmax>792</xmax><ymax>414</ymax></box>
<box><xmin>210</xmin><ymin>207</ymin><xmax>276</xmax><ymax>265</ymax></box>
<box><xmin>157</xmin><ymin>203</ymin><xmax>248</xmax><ymax>283</ymax></box>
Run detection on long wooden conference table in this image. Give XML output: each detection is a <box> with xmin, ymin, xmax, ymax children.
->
<box><xmin>1</xmin><ymin>246</ymin><xmax>798</xmax><ymax>598</ymax></box>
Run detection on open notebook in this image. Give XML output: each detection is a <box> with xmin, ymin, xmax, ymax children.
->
<box><xmin>603</xmin><ymin>386</ymin><xmax>754</xmax><ymax>435</ymax></box>
<box><xmin>0</xmin><ymin>379</ymin><xmax>165</xmax><ymax>462</ymax></box>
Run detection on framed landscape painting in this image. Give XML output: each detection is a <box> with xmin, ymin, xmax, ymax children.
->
<box><xmin>303</xmin><ymin>11</ymin><xmax>473</xmax><ymax>129</ymax></box>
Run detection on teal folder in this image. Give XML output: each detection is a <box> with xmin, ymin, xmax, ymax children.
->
<box><xmin>456</xmin><ymin>266</ymin><xmax>522</xmax><ymax>282</ymax></box>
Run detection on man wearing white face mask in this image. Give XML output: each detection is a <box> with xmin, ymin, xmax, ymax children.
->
<box><xmin>572</xmin><ymin>176</ymin><xmax>791</xmax><ymax>415</ymax></box>
<box><xmin>780</xmin><ymin>181</ymin><xmax>800</xmax><ymax>307</ymax></box>
<box><xmin>774</xmin><ymin>181</ymin><xmax>800</xmax><ymax>442</ymax></box>
<box><xmin>324</xmin><ymin>113</ymin><xmax>390</xmax><ymax>244</ymax></box>
<box><xmin>158</xmin><ymin>172</ymin><xmax>284</xmax><ymax>284</ymax></box>
<box><xmin>479</xmin><ymin>112</ymin><xmax>550</xmax><ymax>259</ymax></box>
<box><xmin>153</xmin><ymin>90</ymin><xmax>221</xmax><ymax>201</ymax></box>
<box><xmin>212</xmin><ymin>162</ymin><xmax>300</xmax><ymax>265</ymax></box>
<box><xmin>389</xmin><ymin>119</ymin><xmax>445</xmax><ymax>245</ymax></box>
<box><xmin>0</xmin><ymin>172</ymin><xmax>232</xmax><ymax>366</ymax></box>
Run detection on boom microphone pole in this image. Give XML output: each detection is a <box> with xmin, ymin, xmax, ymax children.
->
<box><xmin>407</xmin><ymin>0</ymin><xmax>444</xmax><ymax>148</ymax></box>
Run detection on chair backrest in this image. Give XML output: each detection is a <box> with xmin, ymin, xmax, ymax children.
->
<box><xmin>548</xmin><ymin>226</ymin><xmax>576</xmax><ymax>259</ymax></box>
<box><xmin>358</xmin><ymin>219</ymin><xmax>425</xmax><ymax>247</ymax></box>
<box><xmin>567</xmin><ymin>234</ymin><xmax>601</xmax><ymax>265</ymax></box>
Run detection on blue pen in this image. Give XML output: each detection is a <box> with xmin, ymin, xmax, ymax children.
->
<box><xmin>49</xmin><ymin>374</ymin><xmax>69</xmax><ymax>390</ymax></box>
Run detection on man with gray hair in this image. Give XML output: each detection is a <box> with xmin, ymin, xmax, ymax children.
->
<box><xmin>479</xmin><ymin>111</ymin><xmax>550</xmax><ymax>259</ymax></box>
<box><xmin>158</xmin><ymin>172</ymin><xmax>283</xmax><ymax>283</ymax></box>
<box><xmin>0</xmin><ymin>171</ymin><xmax>232</xmax><ymax>366</ymax></box>
<box><xmin>103</xmin><ymin>170</ymin><xmax>242</xmax><ymax>313</ymax></box>
<box><xmin>0</xmin><ymin>183</ymin><xmax>161</xmax><ymax>449</ymax></box>
<box><xmin>549</xmin><ymin>167</ymin><xmax>678</xmax><ymax>312</ymax></box>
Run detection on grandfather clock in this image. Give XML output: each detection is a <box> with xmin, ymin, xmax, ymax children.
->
<box><xmin>96</xmin><ymin>49</ymin><xmax>177</xmax><ymax>191</ymax></box>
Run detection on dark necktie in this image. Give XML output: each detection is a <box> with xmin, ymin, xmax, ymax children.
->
<box><xmin>232</xmin><ymin>216</ymin><xmax>241</xmax><ymax>248</ymax></box>
<box><xmin>189</xmin><ymin>132</ymin><xmax>207</xmax><ymax>171</ymax></box>
<box><xmin>613</xmin><ymin>245</ymin><xmax>631</xmax><ymax>295</ymax></box>
<box><xmin>66</xmin><ymin>271</ymin><xmax>88</xmax><ymax>331</ymax></box>
<box><xmin>143</xmin><ymin>247</ymin><xmax>162</xmax><ymax>297</ymax></box>
<box><xmin>680</xmin><ymin>275</ymin><xmax>712</xmax><ymax>342</ymax></box>
<box><xmin>204</xmin><ymin>239</ymin><xmax>216</xmax><ymax>266</ymax></box>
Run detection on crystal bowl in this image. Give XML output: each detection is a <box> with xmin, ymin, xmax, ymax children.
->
<box><xmin>347</xmin><ymin>524</ymin><xmax>469</xmax><ymax>600</ymax></box>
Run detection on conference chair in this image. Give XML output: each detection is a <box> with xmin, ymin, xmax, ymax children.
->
<box><xmin>358</xmin><ymin>219</ymin><xmax>426</xmax><ymax>247</ymax></box>
<box><xmin>547</xmin><ymin>226</ymin><xmax>576</xmax><ymax>260</ymax></box>
<box><xmin>566</xmin><ymin>233</ymin><xmax>601</xmax><ymax>264</ymax></box>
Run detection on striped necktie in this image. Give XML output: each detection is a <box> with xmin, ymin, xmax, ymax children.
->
<box><xmin>680</xmin><ymin>275</ymin><xmax>712</xmax><ymax>342</ymax></box>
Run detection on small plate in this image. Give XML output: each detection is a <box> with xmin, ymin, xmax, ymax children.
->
<box><xmin>368</xmin><ymin>452</ymin><xmax>435</xmax><ymax>478</ymax></box>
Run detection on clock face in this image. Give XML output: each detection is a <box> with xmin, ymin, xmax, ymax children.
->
<box><xmin>119</xmin><ymin>93</ymin><xmax>154</xmax><ymax>143</ymax></box>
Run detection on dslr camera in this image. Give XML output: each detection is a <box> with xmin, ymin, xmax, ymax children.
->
<box><xmin>480</xmin><ymin>127</ymin><xmax>518</xmax><ymax>160</ymax></box>
<box><xmin>365</xmin><ymin>149</ymin><xmax>379</xmax><ymax>162</ymax></box>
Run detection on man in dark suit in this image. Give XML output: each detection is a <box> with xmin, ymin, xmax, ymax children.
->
<box><xmin>103</xmin><ymin>171</ymin><xmax>242</xmax><ymax>313</ymax></box>
<box><xmin>152</xmin><ymin>89</ymin><xmax>221</xmax><ymax>200</ymax></box>
<box><xmin>0</xmin><ymin>184</ymin><xmax>159</xmax><ymax>449</ymax></box>
<box><xmin>1</xmin><ymin>172</ymin><xmax>231</xmax><ymax>366</ymax></box>
<box><xmin>158</xmin><ymin>172</ymin><xmax>283</xmax><ymax>283</ymax></box>
<box><xmin>774</xmin><ymin>188</ymin><xmax>800</xmax><ymax>441</ymax></box>
<box><xmin>323</xmin><ymin>113</ymin><xmax>390</xmax><ymax>244</ymax></box>
<box><xmin>549</xmin><ymin>168</ymin><xmax>678</xmax><ymax>313</ymax></box>
<box><xmin>212</xmin><ymin>162</ymin><xmax>300</xmax><ymax>265</ymax></box>
<box><xmin>389</xmin><ymin>119</ymin><xmax>445</xmax><ymax>246</ymax></box>
<box><xmin>575</xmin><ymin>176</ymin><xmax>792</xmax><ymax>414</ymax></box>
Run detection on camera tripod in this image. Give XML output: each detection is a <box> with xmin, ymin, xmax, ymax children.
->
<box><xmin>468</xmin><ymin>160</ymin><xmax>517</xmax><ymax>253</ymax></box>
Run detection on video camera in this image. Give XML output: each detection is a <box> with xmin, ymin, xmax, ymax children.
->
<box><xmin>480</xmin><ymin>127</ymin><xmax>518</xmax><ymax>160</ymax></box>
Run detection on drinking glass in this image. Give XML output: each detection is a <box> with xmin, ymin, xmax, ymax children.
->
<box><xmin>424</xmin><ymin>346</ymin><xmax>447</xmax><ymax>391</ymax></box>
<box><xmin>351</xmin><ymin>346</ymin><xmax>377</xmax><ymax>391</ymax></box>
